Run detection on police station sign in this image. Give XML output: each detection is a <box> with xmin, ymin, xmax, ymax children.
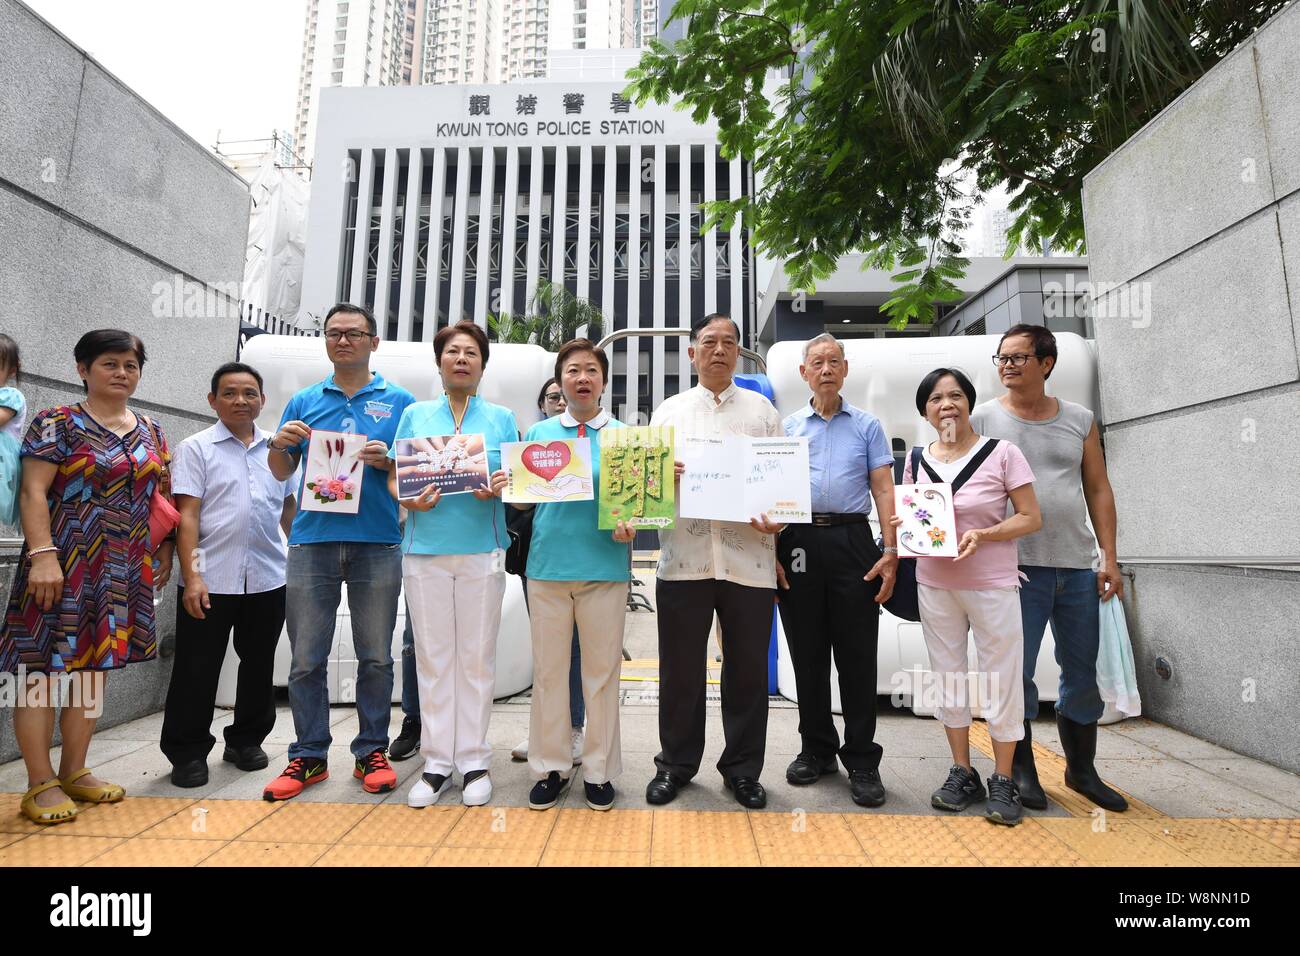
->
<box><xmin>434</xmin><ymin>91</ymin><xmax>668</xmax><ymax>140</ymax></box>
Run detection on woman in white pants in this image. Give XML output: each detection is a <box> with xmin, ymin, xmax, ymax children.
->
<box><xmin>389</xmin><ymin>321</ymin><xmax>517</xmax><ymax>808</ymax></box>
<box><xmin>509</xmin><ymin>339</ymin><xmax>635</xmax><ymax>811</ymax></box>
<box><xmin>896</xmin><ymin>367</ymin><xmax>1041</xmax><ymax>826</ymax></box>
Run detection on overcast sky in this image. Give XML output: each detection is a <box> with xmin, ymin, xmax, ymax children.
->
<box><xmin>24</xmin><ymin>0</ymin><xmax>305</xmax><ymax>156</ymax></box>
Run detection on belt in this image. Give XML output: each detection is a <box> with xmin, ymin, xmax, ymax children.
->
<box><xmin>809</xmin><ymin>513</ymin><xmax>869</xmax><ymax>527</ymax></box>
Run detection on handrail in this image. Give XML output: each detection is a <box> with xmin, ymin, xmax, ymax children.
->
<box><xmin>1119</xmin><ymin>557</ymin><xmax>1300</xmax><ymax>567</ymax></box>
<box><xmin>595</xmin><ymin>327</ymin><xmax>767</xmax><ymax>374</ymax></box>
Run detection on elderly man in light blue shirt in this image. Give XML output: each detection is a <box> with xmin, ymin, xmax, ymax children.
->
<box><xmin>777</xmin><ymin>333</ymin><xmax>898</xmax><ymax>807</ymax></box>
<box><xmin>160</xmin><ymin>362</ymin><xmax>296</xmax><ymax>788</ymax></box>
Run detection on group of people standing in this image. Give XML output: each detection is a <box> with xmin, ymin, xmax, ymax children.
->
<box><xmin>1</xmin><ymin>308</ymin><xmax>1127</xmax><ymax>830</ymax></box>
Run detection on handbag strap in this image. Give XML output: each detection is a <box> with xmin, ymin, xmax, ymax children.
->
<box><xmin>912</xmin><ymin>438</ymin><xmax>1000</xmax><ymax>492</ymax></box>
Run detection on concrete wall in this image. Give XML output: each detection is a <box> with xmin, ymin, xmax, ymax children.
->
<box><xmin>1081</xmin><ymin>1</ymin><xmax>1300</xmax><ymax>772</ymax></box>
<box><xmin>0</xmin><ymin>0</ymin><xmax>251</xmax><ymax>761</ymax></box>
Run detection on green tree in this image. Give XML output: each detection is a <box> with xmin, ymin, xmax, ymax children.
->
<box><xmin>626</xmin><ymin>0</ymin><xmax>1287</xmax><ymax>327</ymax></box>
<box><xmin>487</xmin><ymin>279</ymin><xmax>607</xmax><ymax>351</ymax></box>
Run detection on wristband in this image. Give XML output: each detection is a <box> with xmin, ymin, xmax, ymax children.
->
<box><xmin>882</xmin><ymin>546</ymin><xmax>899</xmax><ymax>554</ymax></box>
<box><xmin>28</xmin><ymin>545</ymin><xmax>59</xmax><ymax>559</ymax></box>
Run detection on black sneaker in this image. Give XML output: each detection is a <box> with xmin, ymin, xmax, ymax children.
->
<box><xmin>528</xmin><ymin>771</ymin><xmax>570</xmax><ymax>810</ymax></box>
<box><xmin>985</xmin><ymin>772</ymin><xmax>1024</xmax><ymax>826</ymax></box>
<box><xmin>389</xmin><ymin>716</ymin><xmax>421</xmax><ymax>761</ymax></box>
<box><xmin>931</xmin><ymin>764</ymin><xmax>986</xmax><ymax>812</ymax></box>
<box><xmin>584</xmin><ymin>780</ymin><xmax>615</xmax><ymax>811</ymax></box>
<box><xmin>848</xmin><ymin>768</ymin><xmax>886</xmax><ymax>807</ymax></box>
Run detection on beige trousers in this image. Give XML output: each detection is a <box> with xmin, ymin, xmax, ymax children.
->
<box><xmin>527</xmin><ymin>579</ymin><xmax>627</xmax><ymax>784</ymax></box>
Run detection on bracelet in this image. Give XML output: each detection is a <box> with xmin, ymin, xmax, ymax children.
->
<box><xmin>28</xmin><ymin>545</ymin><xmax>58</xmax><ymax>559</ymax></box>
<box><xmin>882</xmin><ymin>546</ymin><xmax>899</xmax><ymax>554</ymax></box>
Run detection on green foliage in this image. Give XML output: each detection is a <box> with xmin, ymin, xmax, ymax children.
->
<box><xmin>626</xmin><ymin>0</ymin><xmax>1287</xmax><ymax>327</ymax></box>
<box><xmin>487</xmin><ymin>280</ymin><xmax>607</xmax><ymax>352</ymax></box>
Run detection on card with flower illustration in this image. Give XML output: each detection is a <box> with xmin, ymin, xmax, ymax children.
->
<box><xmin>394</xmin><ymin>433</ymin><xmax>489</xmax><ymax>498</ymax></box>
<box><xmin>894</xmin><ymin>483</ymin><xmax>958</xmax><ymax>558</ymax></box>
<box><xmin>500</xmin><ymin>439</ymin><xmax>593</xmax><ymax>504</ymax></box>
<box><xmin>302</xmin><ymin>429</ymin><xmax>367</xmax><ymax>514</ymax></box>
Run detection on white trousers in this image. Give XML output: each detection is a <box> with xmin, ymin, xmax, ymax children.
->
<box><xmin>527</xmin><ymin>579</ymin><xmax>627</xmax><ymax>784</ymax></box>
<box><xmin>403</xmin><ymin>552</ymin><xmax>506</xmax><ymax>775</ymax></box>
<box><xmin>918</xmin><ymin>583</ymin><xmax>1025</xmax><ymax>743</ymax></box>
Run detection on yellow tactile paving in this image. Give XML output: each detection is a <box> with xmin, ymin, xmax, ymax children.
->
<box><xmin>0</xmin><ymin>793</ymin><xmax>65</xmax><ymax>835</ymax></box>
<box><xmin>314</xmin><ymin>843</ymin><xmax>435</xmax><ymax>867</ymax></box>
<box><xmin>200</xmin><ymin>841</ymin><xmax>331</xmax><ymax>867</ymax></box>
<box><xmin>1226</xmin><ymin>818</ymin><xmax>1300</xmax><ymax>859</ymax></box>
<box><xmin>34</xmin><ymin>796</ymin><xmax>196</xmax><ymax>838</ymax></box>
<box><xmin>540</xmin><ymin>848</ymin><xmax>650</xmax><ymax>866</ymax></box>
<box><xmin>84</xmin><ymin>837</ymin><xmax>228</xmax><ymax>867</ymax></box>
<box><xmin>1036</xmin><ymin>818</ymin><xmax>1197</xmax><ymax>866</ymax></box>
<box><xmin>429</xmin><ymin>846</ymin><xmax>544</xmax><ymax>866</ymax></box>
<box><xmin>142</xmin><ymin>798</ymin><xmax>284</xmax><ymax>841</ymax></box>
<box><xmin>338</xmin><ymin>803</ymin><xmax>464</xmax><ymax>846</ymax></box>
<box><xmin>847</xmin><ymin>814</ymin><xmax>981</xmax><ymax>866</ymax></box>
<box><xmin>0</xmin><ymin>834</ymin><xmax>122</xmax><ymax>866</ymax></box>
<box><xmin>756</xmin><ymin>849</ymin><xmax>869</xmax><ymax>867</ymax></box>
<box><xmin>0</xmin><ymin>831</ymin><xmax>30</xmax><ymax>849</ymax></box>
<box><xmin>941</xmin><ymin>816</ymin><xmax>1088</xmax><ymax>866</ymax></box>
<box><xmin>443</xmin><ymin>806</ymin><xmax>558</xmax><ymax>850</ymax></box>
<box><xmin>237</xmin><ymin>801</ymin><xmax>375</xmax><ymax>844</ymax></box>
<box><xmin>546</xmin><ymin>808</ymin><xmax>653</xmax><ymax>852</ymax></box>
<box><xmin>650</xmin><ymin>810</ymin><xmax>760</xmax><ymax>866</ymax></box>
<box><xmin>1134</xmin><ymin>819</ymin><xmax>1300</xmax><ymax>866</ymax></box>
<box><xmin>749</xmin><ymin>811</ymin><xmax>863</xmax><ymax>856</ymax></box>
<box><xmin>966</xmin><ymin>721</ymin><xmax>1164</xmax><ymax>818</ymax></box>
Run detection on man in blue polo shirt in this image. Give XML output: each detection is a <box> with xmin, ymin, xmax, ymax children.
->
<box><xmin>262</xmin><ymin>303</ymin><xmax>416</xmax><ymax>801</ymax></box>
<box><xmin>777</xmin><ymin>333</ymin><xmax>898</xmax><ymax>807</ymax></box>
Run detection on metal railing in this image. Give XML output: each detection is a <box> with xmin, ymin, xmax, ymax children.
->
<box><xmin>595</xmin><ymin>327</ymin><xmax>767</xmax><ymax>374</ymax></box>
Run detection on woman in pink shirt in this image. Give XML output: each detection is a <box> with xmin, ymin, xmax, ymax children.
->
<box><xmin>897</xmin><ymin>368</ymin><xmax>1041</xmax><ymax>826</ymax></box>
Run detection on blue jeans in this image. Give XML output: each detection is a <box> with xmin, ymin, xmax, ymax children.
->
<box><xmin>285</xmin><ymin>542</ymin><xmax>403</xmax><ymax>760</ymax></box>
<box><xmin>401</xmin><ymin>601</ymin><xmax>418</xmax><ymax>720</ymax></box>
<box><xmin>1019</xmin><ymin>566</ymin><xmax>1104</xmax><ymax>724</ymax></box>
<box><xmin>522</xmin><ymin>577</ymin><xmax>584</xmax><ymax>728</ymax></box>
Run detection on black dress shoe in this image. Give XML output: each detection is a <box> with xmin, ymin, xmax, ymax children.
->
<box><xmin>786</xmin><ymin>753</ymin><xmax>838</xmax><ymax>785</ymax></box>
<box><xmin>170</xmin><ymin>759</ymin><xmax>209</xmax><ymax>788</ymax></box>
<box><xmin>848</xmin><ymin>768</ymin><xmax>887</xmax><ymax>807</ymax></box>
<box><xmin>222</xmin><ymin>745</ymin><xmax>269</xmax><ymax>772</ymax></box>
<box><xmin>645</xmin><ymin>770</ymin><xmax>686</xmax><ymax>805</ymax></box>
<box><xmin>724</xmin><ymin>776</ymin><xmax>767</xmax><ymax>809</ymax></box>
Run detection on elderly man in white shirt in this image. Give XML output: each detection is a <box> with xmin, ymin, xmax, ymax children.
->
<box><xmin>645</xmin><ymin>313</ymin><xmax>784</xmax><ymax>809</ymax></box>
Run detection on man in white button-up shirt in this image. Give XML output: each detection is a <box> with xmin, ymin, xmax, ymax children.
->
<box><xmin>160</xmin><ymin>363</ymin><xmax>296</xmax><ymax>788</ymax></box>
<box><xmin>645</xmin><ymin>314</ymin><xmax>784</xmax><ymax>809</ymax></box>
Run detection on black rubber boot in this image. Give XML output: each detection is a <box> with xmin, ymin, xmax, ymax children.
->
<box><xmin>1056</xmin><ymin>713</ymin><xmax>1128</xmax><ymax>811</ymax></box>
<box><xmin>1012</xmin><ymin>720</ymin><xmax>1048</xmax><ymax>810</ymax></box>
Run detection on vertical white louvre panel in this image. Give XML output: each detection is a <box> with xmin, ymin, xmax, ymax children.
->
<box><xmin>448</xmin><ymin>146</ymin><xmax>471</xmax><ymax>323</ymax></box>
<box><xmin>473</xmin><ymin>146</ymin><xmax>495</xmax><ymax>328</ymax></box>
<box><xmin>729</xmin><ymin>156</ymin><xmax>743</xmax><ymax>342</ymax></box>
<box><xmin>372</xmin><ymin>147</ymin><xmax>400</xmax><ymax>333</ymax></box>
<box><xmin>551</xmin><ymin>145</ymin><xmax>568</xmax><ymax>295</ymax></box>
<box><xmin>421</xmin><ymin>147</ymin><xmax>447</xmax><ymax>341</ymax></box>
<box><xmin>678</xmin><ymin>143</ymin><xmax>693</xmax><ymax>395</ymax></box>
<box><xmin>349</xmin><ymin>148</ymin><xmax>376</xmax><ymax>304</ymax></box>
<box><xmin>576</xmin><ymin>144</ymin><xmax>593</xmax><ymax>303</ymax></box>
<box><xmin>396</xmin><ymin>148</ymin><xmax>423</xmax><ymax>341</ymax></box>
<box><xmin>703</xmin><ymin>141</ymin><xmax>717</xmax><ymax>316</ymax></box>
<box><xmin>499</xmin><ymin>146</ymin><xmax>520</xmax><ymax>318</ymax></box>
<box><xmin>525</xmin><ymin>148</ymin><xmax>544</xmax><ymax>313</ymax></box>
<box><xmin>625</xmin><ymin>144</ymin><xmax>641</xmax><ymax>420</ymax></box>
<box><xmin>600</xmin><ymin>146</ymin><xmax>617</xmax><ymax>413</ymax></box>
<box><xmin>652</xmin><ymin>143</ymin><xmax>666</xmax><ymax>409</ymax></box>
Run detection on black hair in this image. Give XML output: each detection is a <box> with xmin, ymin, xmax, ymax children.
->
<box><xmin>324</xmin><ymin>302</ymin><xmax>377</xmax><ymax>336</ymax></box>
<box><xmin>74</xmin><ymin>329</ymin><xmax>146</xmax><ymax>393</ymax></box>
<box><xmin>998</xmin><ymin>323</ymin><xmax>1058</xmax><ymax>379</ymax></box>
<box><xmin>554</xmin><ymin>339</ymin><xmax>610</xmax><ymax>389</ymax></box>
<box><xmin>210</xmin><ymin>361</ymin><xmax>264</xmax><ymax>396</ymax></box>
<box><xmin>0</xmin><ymin>332</ymin><xmax>19</xmax><ymax>383</ymax></box>
<box><xmin>536</xmin><ymin>377</ymin><xmax>560</xmax><ymax>409</ymax></box>
<box><xmin>434</xmin><ymin>321</ymin><xmax>490</xmax><ymax>368</ymax></box>
<box><xmin>689</xmin><ymin>312</ymin><xmax>741</xmax><ymax>343</ymax></box>
<box><xmin>915</xmin><ymin>367</ymin><xmax>976</xmax><ymax>416</ymax></box>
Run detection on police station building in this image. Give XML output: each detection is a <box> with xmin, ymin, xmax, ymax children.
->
<box><xmin>299</xmin><ymin>80</ymin><xmax>756</xmax><ymax>418</ymax></box>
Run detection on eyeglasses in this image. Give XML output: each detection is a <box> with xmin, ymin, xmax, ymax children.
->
<box><xmin>992</xmin><ymin>353</ymin><xmax>1035</xmax><ymax>368</ymax></box>
<box><xmin>324</xmin><ymin>330</ymin><xmax>373</xmax><ymax>343</ymax></box>
<box><xmin>544</xmin><ymin>393</ymin><xmax>563</xmax><ymax>402</ymax></box>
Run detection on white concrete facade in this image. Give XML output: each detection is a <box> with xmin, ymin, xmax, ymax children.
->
<box><xmin>300</xmin><ymin>81</ymin><xmax>755</xmax><ymax>420</ymax></box>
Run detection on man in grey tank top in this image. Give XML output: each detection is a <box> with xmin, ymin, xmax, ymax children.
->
<box><xmin>970</xmin><ymin>325</ymin><xmax>1127</xmax><ymax>813</ymax></box>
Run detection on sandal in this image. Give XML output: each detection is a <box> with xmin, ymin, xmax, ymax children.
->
<box><xmin>59</xmin><ymin>767</ymin><xmax>126</xmax><ymax>803</ymax></box>
<box><xmin>20</xmin><ymin>778</ymin><xmax>78</xmax><ymax>825</ymax></box>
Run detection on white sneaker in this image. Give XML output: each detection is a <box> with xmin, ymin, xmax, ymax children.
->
<box><xmin>511</xmin><ymin>739</ymin><xmax>528</xmax><ymax>761</ymax></box>
<box><xmin>571</xmin><ymin>728</ymin><xmax>584</xmax><ymax>766</ymax></box>
<box><xmin>407</xmin><ymin>772</ymin><xmax>452</xmax><ymax>808</ymax></box>
<box><xmin>462</xmin><ymin>769</ymin><xmax>492</xmax><ymax>806</ymax></box>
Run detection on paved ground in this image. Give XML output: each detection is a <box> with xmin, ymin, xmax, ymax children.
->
<box><xmin>2</xmin><ymin>568</ymin><xmax>1298</xmax><ymax>865</ymax></box>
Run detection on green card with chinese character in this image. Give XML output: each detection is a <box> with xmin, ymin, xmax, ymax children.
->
<box><xmin>598</xmin><ymin>425</ymin><xmax>675</xmax><ymax>530</ymax></box>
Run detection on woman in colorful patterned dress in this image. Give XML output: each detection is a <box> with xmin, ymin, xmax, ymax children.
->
<box><xmin>3</xmin><ymin>330</ymin><xmax>175</xmax><ymax>824</ymax></box>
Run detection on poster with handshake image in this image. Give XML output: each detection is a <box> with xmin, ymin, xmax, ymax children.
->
<box><xmin>394</xmin><ymin>433</ymin><xmax>489</xmax><ymax>498</ymax></box>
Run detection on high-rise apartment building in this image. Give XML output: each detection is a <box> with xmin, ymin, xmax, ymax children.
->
<box><xmin>419</xmin><ymin>0</ymin><xmax>500</xmax><ymax>85</ymax></box>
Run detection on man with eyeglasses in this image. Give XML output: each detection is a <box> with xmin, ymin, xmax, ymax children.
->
<box><xmin>971</xmin><ymin>324</ymin><xmax>1127</xmax><ymax>813</ymax></box>
<box><xmin>261</xmin><ymin>303</ymin><xmax>417</xmax><ymax>801</ymax></box>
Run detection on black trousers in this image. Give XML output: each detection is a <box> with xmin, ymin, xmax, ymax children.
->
<box><xmin>776</xmin><ymin>523</ymin><xmax>884</xmax><ymax>772</ymax></box>
<box><xmin>654</xmin><ymin>578</ymin><xmax>775</xmax><ymax>781</ymax></box>
<box><xmin>160</xmin><ymin>586</ymin><xmax>285</xmax><ymax>766</ymax></box>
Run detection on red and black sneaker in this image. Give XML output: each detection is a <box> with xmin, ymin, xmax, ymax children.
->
<box><xmin>262</xmin><ymin>757</ymin><xmax>328</xmax><ymax>802</ymax></box>
<box><xmin>354</xmin><ymin>749</ymin><xmax>397</xmax><ymax>794</ymax></box>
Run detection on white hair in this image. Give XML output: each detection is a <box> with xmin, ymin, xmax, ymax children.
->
<box><xmin>802</xmin><ymin>332</ymin><xmax>846</xmax><ymax>361</ymax></box>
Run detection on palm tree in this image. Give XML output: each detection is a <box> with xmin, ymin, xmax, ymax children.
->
<box><xmin>487</xmin><ymin>280</ymin><xmax>606</xmax><ymax>351</ymax></box>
